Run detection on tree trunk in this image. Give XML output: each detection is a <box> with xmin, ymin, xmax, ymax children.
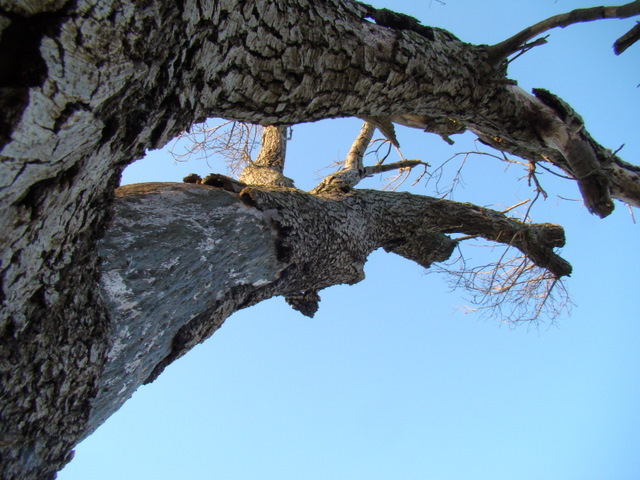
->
<box><xmin>0</xmin><ymin>1</ymin><xmax>637</xmax><ymax>478</ymax></box>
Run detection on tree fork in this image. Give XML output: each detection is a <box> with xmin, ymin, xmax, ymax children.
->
<box><xmin>0</xmin><ymin>1</ymin><xmax>637</xmax><ymax>477</ymax></box>
<box><xmin>95</xmin><ymin>180</ymin><xmax>571</xmax><ymax>422</ymax></box>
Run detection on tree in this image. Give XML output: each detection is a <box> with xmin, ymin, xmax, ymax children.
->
<box><xmin>0</xmin><ymin>1</ymin><xmax>639</xmax><ymax>478</ymax></box>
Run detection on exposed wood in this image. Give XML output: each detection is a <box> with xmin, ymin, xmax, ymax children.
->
<box><xmin>0</xmin><ymin>1</ymin><xmax>638</xmax><ymax>477</ymax></box>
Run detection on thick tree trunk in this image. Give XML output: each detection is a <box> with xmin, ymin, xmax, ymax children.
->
<box><xmin>0</xmin><ymin>1</ymin><xmax>637</xmax><ymax>478</ymax></box>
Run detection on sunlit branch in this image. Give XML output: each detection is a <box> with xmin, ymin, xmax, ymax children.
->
<box><xmin>312</xmin><ymin>121</ymin><xmax>377</xmax><ymax>193</ymax></box>
<box><xmin>345</xmin><ymin>122</ymin><xmax>376</xmax><ymax>171</ymax></box>
<box><xmin>252</xmin><ymin>125</ymin><xmax>288</xmax><ymax>171</ymax></box>
<box><xmin>434</xmin><ymin>247</ymin><xmax>572</xmax><ymax>324</ymax></box>
<box><xmin>365</xmin><ymin>159</ymin><xmax>426</xmax><ymax>176</ymax></box>
<box><xmin>239</xmin><ymin>125</ymin><xmax>294</xmax><ymax>187</ymax></box>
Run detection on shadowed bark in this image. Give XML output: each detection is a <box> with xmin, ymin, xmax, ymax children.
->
<box><xmin>0</xmin><ymin>1</ymin><xmax>638</xmax><ymax>478</ymax></box>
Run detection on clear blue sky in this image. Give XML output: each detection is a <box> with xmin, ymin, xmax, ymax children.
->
<box><xmin>60</xmin><ymin>1</ymin><xmax>639</xmax><ymax>479</ymax></box>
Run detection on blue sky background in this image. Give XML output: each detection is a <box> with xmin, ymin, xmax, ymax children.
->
<box><xmin>60</xmin><ymin>1</ymin><xmax>639</xmax><ymax>479</ymax></box>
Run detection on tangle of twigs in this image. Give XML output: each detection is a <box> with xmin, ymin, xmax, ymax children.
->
<box><xmin>170</xmin><ymin>120</ymin><xmax>262</xmax><ymax>175</ymax></box>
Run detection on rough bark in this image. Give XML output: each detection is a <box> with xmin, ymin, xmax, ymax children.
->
<box><xmin>0</xmin><ymin>1</ymin><xmax>638</xmax><ymax>478</ymax></box>
<box><xmin>92</xmin><ymin>179</ymin><xmax>569</xmax><ymax>440</ymax></box>
<box><xmin>239</xmin><ymin>125</ymin><xmax>294</xmax><ymax>186</ymax></box>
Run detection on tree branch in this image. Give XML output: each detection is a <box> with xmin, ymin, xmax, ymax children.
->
<box><xmin>345</xmin><ymin>121</ymin><xmax>376</xmax><ymax>171</ymax></box>
<box><xmin>311</xmin><ymin>122</ymin><xmax>429</xmax><ymax>193</ymax></box>
<box><xmin>614</xmin><ymin>21</ymin><xmax>640</xmax><ymax>53</ymax></box>
<box><xmin>364</xmin><ymin>159</ymin><xmax>426</xmax><ymax>176</ymax></box>
<box><xmin>239</xmin><ymin>125</ymin><xmax>294</xmax><ymax>187</ymax></box>
<box><xmin>471</xmin><ymin>86</ymin><xmax>640</xmax><ymax>215</ymax></box>
<box><xmin>93</xmin><ymin>180</ymin><xmax>571</xmax><ymax>440</ymax></box>
<box><xmin>356</xmin><ymin>191</ymin><xmax>572</xmax><ymax>278</ymax></box>
<box><xmin>0</xmin><ymin>1</ymin><xmax>635</xmax><ymax>476</ymax></box>
<box><xmin>488</xmin><ymin>1</ymin><xmax>640</xmax><ymax>63</ymax></box>
<box><xmin>311</xmin><ymin>121</ymin><xmax>376</xmax><ymax>193</ymax></box>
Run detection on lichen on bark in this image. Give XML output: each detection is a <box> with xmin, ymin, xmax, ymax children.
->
<box><xmin>0</xmin><ymin>0</ymin><xmax>638</xmax><ymax>478</ymax></box>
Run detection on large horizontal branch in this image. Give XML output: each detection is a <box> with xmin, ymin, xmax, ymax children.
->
<box><xmin>470</xmin><ymin>87</ymin><xmax>640</xmax><ymax>214</ymax></box>
<box><xmin>94</xmin><ymin>180</ymin><xmax>572</xmax><ymax>437</ymax></box>
<box><xmin>355</xmin><ymin>191</ymin><xmax>572</xmax><ymax>278</ymax></box>
<box><xmin>239</xmin><ymin>182</ymin><xmax>572</xmax><ymax>278</ymax></box>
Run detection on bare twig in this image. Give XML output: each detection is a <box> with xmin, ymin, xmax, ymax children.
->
<box><xmin>170</xmin><ymin>120</ymin><xmax>261</xmax><ymax>175</ymax></box>
<box><xmin>419</xmin><ymin>147</ymin><xmax>522</xmax><ymax>199</ymax></box>
<box><xmin>501</xmin><ymin>199</ymin><xmax>531</xmax><ymax>214</ymax></box>
<box><xmin>365</xmin><ymin>159</ymin><xmax>427</xmax><ymax>176</ymax></box>
<box><xmin>369</xmin><ymin>138</ymin><xmax>394</xmax><ymax>166</ymax></box>
<box><xmin>434</xmin><ymin>245</ymin><xmax>572</xmax><ymax>324</ymax></box>
<box><xmin>526</xmin><ymin>160</ymin><xmax>549</xmax><ymax>200</ymax></box>
<box><xmin>626</xmin><ymin>203</ymin><xmax>637</xmax><ymax>223</ymax></box>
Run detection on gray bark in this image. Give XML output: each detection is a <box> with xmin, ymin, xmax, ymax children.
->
<box><xmin>0</xmin><ymin>1</ymin><xmax>637</xmax><ymax>478</ymax></box>
<box><xmin>239</xmin><ymin>126</ymin><xmax>294</xmax><ymax>186</ymax></box>
<box><xmin>93</xmin><ymin>179</ymin><xmax>569</xmax><ymax>443</ymax></box>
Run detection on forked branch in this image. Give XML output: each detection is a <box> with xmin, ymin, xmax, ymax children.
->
<box><xmin>312</xmin><ymin>122</ymin><xmax>427</xmax><ymax>193</ymax></box>
<box><xmin>239</xmin><ymin>125</ymin><xmax>294</xmax><ymax>187</ymax></box>
<box><xmin>488</xmin><ymin>1</ymin><xmax>640</xmax><ymax>63</ymax></box>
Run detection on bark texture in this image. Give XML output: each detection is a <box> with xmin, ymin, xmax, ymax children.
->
<box><xmin>239</xmin><ymin>125</ymin><xmax>293</xmax><ymax>186</ymax></box>
<box><xmin>93</xmin><ymin>179</ymin><xmax>570</xmax><ymax>439</ymax></box>
<box><xmin>0</xmin><ymin>1</ymin><xmax>637</xmax><ymax>478</ymax></box>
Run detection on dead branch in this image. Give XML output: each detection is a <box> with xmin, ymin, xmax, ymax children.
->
<box><xmin>171</xmin><ymin>120</ymin><xmax>261</xmax><ymax>175</ymax></box>
<box><xmin>418</xmin><ymin>199</ymin><xmax>572</xmax><ymax>278</ymax></box>
<box><xmin>500</xmin><ymin>199</ymin><xmax>531</xmax><ymax>214</ymax></box>
<box><xmin>345</xmin><ymin>122</ymin><xmax>376</xmax><ymax>171</ymax></box>
<box><xmin>365</xmin><ymin>159</ymin><xmax>427</xmax><ymax>176</ymax></box>
<box><xmin>380</xmin><ymin>163</ymin><xmax>428</xmax><ymax>191</ymax></box>
<box><xmin>502</xmin><ymin>36</ymin><xmax>549</xmax><ymax>66</ymax></box>
<box><xmin>437</xmin><ymin>248</ymin><xmax>572</xmax><ymax>324</ymax></box>
<box><xmin>488</xmin><ymin>1</ymin><xmax>640</xmax><ymax>63</ymax></box>
<box><xmin>614</xmin><ymin>21</ymin><xmax>640</xmax><ymax>53</ymax></box>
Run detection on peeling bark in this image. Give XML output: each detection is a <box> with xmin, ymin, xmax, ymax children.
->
<box><xmin>93</xmin><ymin>180</ymin><xmax>570</xmax><ymax>434</ymax></box>
<box><xmin>0</xmin><ymin>1</ymin><xmax>637</xmax><ymax>478</ymax></box>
